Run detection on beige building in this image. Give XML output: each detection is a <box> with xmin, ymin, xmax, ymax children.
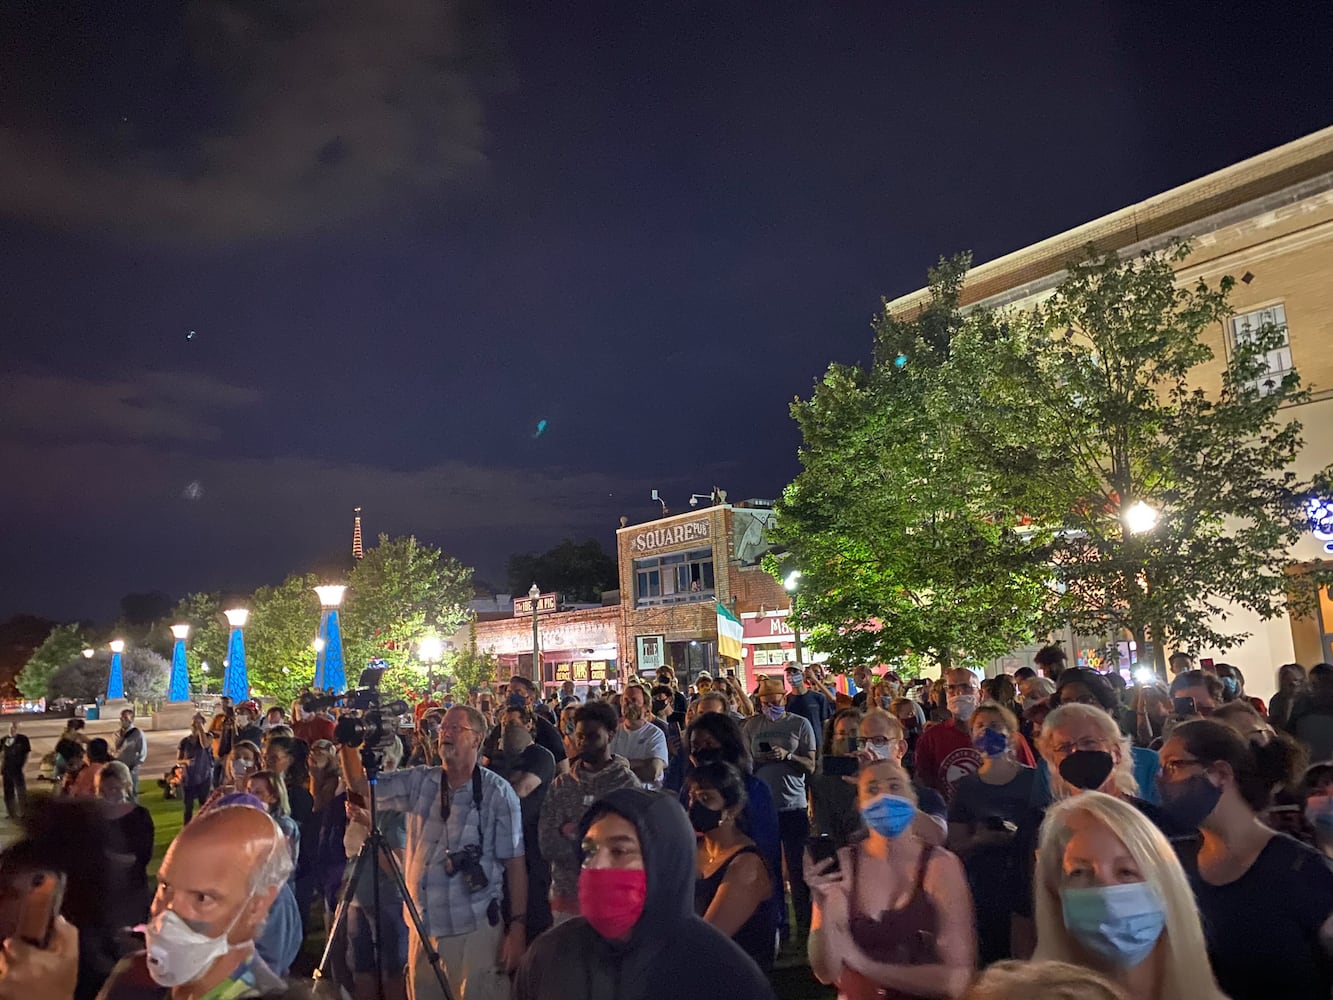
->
<box><xmin>886</xmin><ymin>126</ymin><xmax>1333</xmax><ymax>699</ymax></box>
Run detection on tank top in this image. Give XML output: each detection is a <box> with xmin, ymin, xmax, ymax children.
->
<box><xmin>839</xmin><ymin>845</ymin><xmax>940</xmax><ymax>1000</ymax></box>
<box><xmin>694</xmin><ymin>844</ymin><xmax>776</xmax><ymax>972</ymax></box>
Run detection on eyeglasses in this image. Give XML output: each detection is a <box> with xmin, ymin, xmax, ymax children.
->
<box><xmin>439</xmin><ymin>724</ymin><xmax>476</xmax><ymax>734</ymax></box>
<box><xmin>1051</xmin><ymin>737</ymin><xmax>1108</xmax><ymax>757</ymax></box>
<box><xmin>1160</xmin><ymin>757</ymin><xmax>1205</xmax><ymax>779</ymax></box>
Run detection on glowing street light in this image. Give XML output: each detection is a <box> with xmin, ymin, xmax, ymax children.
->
<box><xmin>784</xmin><ymin>570</ymin><xmax>802</xmax><ymax>592</ymax></box>
<box><xmin>168</xmin><ymin>624</ymin><xmax>191</xmax><ymax>702</ymax></box>
<box><xmin>82</xmin><ymin>648</ymin><xmax>95</xmax><ymax>659</ymax></box>
<box><xmin>783</xmin><ymin>571</ymin><xmax>803</xmax><ymax>664</ymax></box>
<box><xmin>1123</xmin><ymin>501</ymin><xmax>1160</xmax><ymax>535</ymax></box>
<box><xmin>419</xmin><ymin>634</ymin><xmax>444</xmax><ymax>691</ymax></box>
<box><xmin>313</xmin><ymin>584</ymin><xmax>347</xmax><ymax>693</ymax></box>
<box><xmin>107</xmin><ymin>640</ymin><xmax>126</xmax><ymax>701</ymax></box>
<box><xmin>529</xmin><ymin>582</ymin><xmax>542</xmax><ymax>686</ymax></box>
<box><xmin>222</xmin><ymin>608</ymin><xmax>249</xmax><ymax>701</ymax></box>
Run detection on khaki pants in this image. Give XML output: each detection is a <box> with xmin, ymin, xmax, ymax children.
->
<box><xmin>407</xmin><ymin>919</ymin><xmax>508</xmax><ymax>1000</ymax></box>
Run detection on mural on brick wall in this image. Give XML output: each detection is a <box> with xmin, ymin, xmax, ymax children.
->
<box><xmin>733</xmin><ymin>508</ymin><xmax>777</xmax><ymax>565</ymax></box>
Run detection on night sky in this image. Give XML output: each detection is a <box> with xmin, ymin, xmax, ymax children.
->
<box><xmin>4</xmin><ymin>2</ymin><xmax>1332</xmax><ymax>623</ymax></box>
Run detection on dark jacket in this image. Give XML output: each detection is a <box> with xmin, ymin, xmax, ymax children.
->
<box><xmin>514</xmin><ymin>787</ymin><xmax>776</xmax><ymax>1000</ymax></box>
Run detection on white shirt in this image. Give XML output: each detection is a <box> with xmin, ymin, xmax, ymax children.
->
<box><xmin>609</xmin><ymin>722</ymin><xmax>668</xmax><ymax>780</ymax></box>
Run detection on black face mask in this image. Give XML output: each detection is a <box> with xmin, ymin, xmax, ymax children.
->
<box><xmin>688</xmin><ymin>801</ymin><xmax>723</xmax><ymax>834</ymax></box>
<box><xmin>1058</xmin><ymin>750</ymin><xmax>1115</xmax><ymax>791</ymax></box>
<box><xmin>652</xmin><ymin>698</ymin><xmax>669</xmax><ymax>715</ymax></box>
<box><xmin>691</xmin><ymin>747</ymin><xmax>723</xmax><ymax>768</ymax></box>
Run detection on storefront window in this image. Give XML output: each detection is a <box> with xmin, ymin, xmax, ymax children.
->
<box><xmin>633</xmin><ymin>547</ymin><xmax>715</xmax><ymax>607</ymax></box>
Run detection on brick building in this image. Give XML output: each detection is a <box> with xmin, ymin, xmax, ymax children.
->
<box><xmin>472</xmin><ymin>603</ymin><xmax>621</xmax><ymax>695</ymax></box>
<box><xmin>886</xmin><ymin>125</ymin><xmax>1333</xmax><ymax>693</ymax></box>
<box><xmin>616</xmin><ymin>498</ymin><xmax>790</xmax><ymax>689</ymax></box>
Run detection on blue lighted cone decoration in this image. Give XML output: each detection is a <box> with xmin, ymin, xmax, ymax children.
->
<box><xmin>224</xmin><ymin>627</ymin><xmax>249</xmax><ymax>702</ymax></box>
<box><xmin>169</xmin><ymin>638</ymin><xmax>190</xmax><ymax>702</ymax></box>
<box><xmin>315</xmin><ymin>608</ymin><xmax>347</xmax><ymax>694</ymax></box>
<box><xmin>106</xmin><ymin>649</ymin><xmax>125</xmax><ymax>701</ymax></box>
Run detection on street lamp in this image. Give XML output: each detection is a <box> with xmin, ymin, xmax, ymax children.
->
<box><xmin>107</xmin><ymin>640</ymin><xmax>126</xmax><ymax>701</ymax></box>
<box><xmin>168</xmin><ymin>624</ymin><xmax>191</xmax><ymax>702</ymax></box>
<box><xmin>223</xmin><ymin>608</ymin><xmax>250</xmax><ymax>702</ymax></box>
<box><xmin>1123</xmin><ymin>501</ymin><xmax>1160</xmax><ymax>535</ymax></box>
<box><xmin>313</xmin><ymin>585</ymin><xmax>347</xmax><ymax>693</ymax></box>
<box><xmin>420</xmin><ymin>634</ymin><xmax>444</xmax><ymax>691</ymax></box>
<box><xmin>783</xmin><ymin>571</ymin><xmax>804</xmax><ymax>666</ymax></box>
<box><xmin>81</xmin><ymin>648</ymin><xmax>95</xmax><ymax>659</ymax></box>
<box><xmin>529</xmin><ymin>582</ymin><xmax>542</xmax><ymax>687</ymax></box>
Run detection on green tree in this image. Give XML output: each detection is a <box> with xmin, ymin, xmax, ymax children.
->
<box><xmin>16</xmin><ymin>623</ymin><xmax>89</xmax><ymax>700</ymax></box>
<box><xmin>1009</xmin><ymin>243</ymin><xmax>1333</xmax><ymax>668</ymax></box>
<box><xmin>247</xmin><ymin>572</ymin><xmax>321</xmax><ymax>706</ymax></box>
<box><xmin>47</xmin><ymin>647</ymin><xmax>169</xmax><ymax>703</ymax></box>
<box><xmin>506</xmin><ymin>539</ymin><xmax>618</xmax><ymax>603</ymax></box>
<box><xmin>444</xmin><ymin>631</ymin><xmax>501</xmax><ymax>693</ymax></box>
<box><xmin>769</xmin><ymin>256</ymin><xmax>1052</xmax><ymax>670</ymax></box>
<box><xmin>167</xmin><ymin>593</ymin><xmax>228</xmax><ymax>696</ymax></box>
<box><xmin>342</xmin><ymin>534</ymin><xmax>474</xmax><ymax>678</ymax></box>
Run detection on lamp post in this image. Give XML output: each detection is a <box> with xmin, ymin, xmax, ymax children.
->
<box><xmin>419</xmin><ymin>635</ymin><xmax>444</xmax><ymax>692</ymax></box>
<box><xmin>223</xmin><ymin>608</ymin><xmax>250</xmax><ymax>702</ymax></box>
<box><xmin>529</xmin><ymin>582</ymin><xmax>542</xmax><ymax>686</ymax></box>
<box><xmin>168</xmin><ymin>624</ymin><xmax>191</xmax><ymax>702</ymax></box>
<box><xmin>82</xmin><ymin>648</ymin><xmax>94</xmax><ymax>659</ymax></box>
<box><xmin>107</xmin><ymin>639</ymin><xmax>126</xmax><ymax>701</ymax></box>
<box><xmin>313</xmin><ymin>585</ymin><xmax>347</xmax><ymax>693</ymax></box>
<box><xmin>784</xmin><ymin>570</ymin><xmax>803</xmax><ymax>667</ymax></box>
<box><xmin>1121</xmin><ymin>500</ymin><xmax>1163</xmax><ymax>677</ymax></box>
<box><xmin>201</xmin><ymin>662</ymin><xmax>210</xmax><ymax>695</ymax></box>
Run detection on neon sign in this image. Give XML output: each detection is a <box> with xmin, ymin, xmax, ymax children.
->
<box><xmin>1308</xmin><ymin>497</ymin><xmax>1333</xmax><ymax>554</ymax></box>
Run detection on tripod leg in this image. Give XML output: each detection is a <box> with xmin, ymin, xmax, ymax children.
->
<box><xmin>378</xmin><ymin>846</ymin><xmax>456</xmax><ymax>1000</ymax></box>
<box><xmin>315</xmin><ymin>834</ymin><xmax>379</xmax><ymax>990</ymax></box>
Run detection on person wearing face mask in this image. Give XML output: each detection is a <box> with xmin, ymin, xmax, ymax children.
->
<box><xmin>609</xmin><ymin>682</ymin><xmax>670</xmax><ymax>787</ymax></box>
<box><xmin>851</xmin><ymin>710</ymin><xmax>949</xmax><ymax>844</ymax></box>
<box><xmin>515</xmin><ymin>787</ymin><xmax>777</xmax><ymax>1000</ymax></box>
<box><xmin>539</xmin><ymin>701</ymin><xmax>640</xmax><ymax>924</ymax></box>
<box><xmin>481</xmin><ymin>675</ymin><xmax>570</xmax><ymax>777</ymax></box>
<box><xmin>1032</xmin><ymin>792</ymin><xmax>1225</xmax><ymax>1000</ymax></box>
<box><xmin>741</xmin><ymin>673</ymin><xmax>818</xmax><ymax>939</ymax></box>
<box><xmin>492</xmin><ymin>704</ymin><xmax>556</xmax><ymax>941</ymax></box>
<box><xmin>916</xmin><ymin>669</ymin><xmax>1036</xmax><ymax>803</ymax></box>
<box><xmin>688</xmin><ymin>761</ymin><xmax>776</xmax><ymax>972</ymax></box>
<box><xmin>851</xmin><ymin>665</ymin><xmax>874</xmax><ymax>709</ymax></box>
<box><xmin>233</xmin><ymin>702</ymin><xmax>266</xmax><ymax>747</ymax></box>
<box><xmin>98</xmin><ymin>803</ymin><xmax>294</xmax><ymax>1000</ymax></box>
<box><xmin>113</xmin><ymin>710</ymin><xmax>146</xmax><ymax>803</ymax></box>
<box><xmin>1051</xmin><ymin>670</ymin><xmax>1159</xmax><ymax>803</ymax></box>
<box><xmin>805</xmin><ymin>758</ymin><xmax>976</xmax><ymax>998</ymax></box>
<box><xmin>1301</xmin><ymin>762</ymin><xmax>1333</xmax><ymax>858</ymax></box>
<box><xmin>809</xmin><ymin>708</ymin><xmax>868</xmax><ymax>849</ymax></box>
<box><xmin>1158</xmin><ymin>719</ymin><xmax>1333</xmax><ymax>1000</ymax></box>
<box><xmin>785</xmin><ymin>663</ymin><xmax>836</xmax><ymax>743</ymax></box>
<box><xmin>946</xmin><ymin>703</ymin><xmax>1035</xmax><ymax>965</ymax></box>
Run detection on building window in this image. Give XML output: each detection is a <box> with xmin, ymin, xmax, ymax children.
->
<box><xmin>1230</xmin><ymin>304</ymin><xmax>1294</xmax><ymax>397</ymax></box>
<box><xmin>633</xmin><ymin>547</ymin><xmax>715</xmax><ymax>607</ymax></box>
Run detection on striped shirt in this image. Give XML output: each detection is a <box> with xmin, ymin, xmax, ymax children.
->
<box><xmin>375</xmin><ymin>764</ymin><xmax>524</xmax><ymax>938</ymax></box>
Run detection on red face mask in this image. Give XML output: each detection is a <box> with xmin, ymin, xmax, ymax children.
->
<box><xmin>578</xmin><ymin>867</ymin><xmax>647</xmax><ymax>941</ymax></box>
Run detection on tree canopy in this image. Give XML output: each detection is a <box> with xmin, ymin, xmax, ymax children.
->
<box><xmin>773</xmin><ymin>243</ymin><xmax>1332</xmax><ymax>671</ymax></box>
<box><xmin>16</xmin><ymin>623</ymin><xmax>89</xmax><ymax>701</ymax></box>
<box><xmin>506</xmin><ymin>538</ymin><xmax>618</xmax><ymax>603</ymax></box>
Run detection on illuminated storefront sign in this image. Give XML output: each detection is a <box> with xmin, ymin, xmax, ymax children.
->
<box><xmin>630</xmin><ymin>518</ymin><xmax>711</xmax><ymax>553</ymax></box>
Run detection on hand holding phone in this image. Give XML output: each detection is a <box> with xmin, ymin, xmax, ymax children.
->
<box><xmin>1172</xmin><ymin>696</ymin><xmax>1197</xmax><ymax>718</ymax></box>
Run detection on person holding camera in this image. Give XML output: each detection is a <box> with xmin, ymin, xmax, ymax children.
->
<box><xmin>340</xmin><ymin>704</ymin><xmax>525</xmax><ymax>1000</ymax></box>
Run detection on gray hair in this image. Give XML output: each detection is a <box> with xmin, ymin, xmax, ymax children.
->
<box><xmin>98</xmin><ymin>761</ymin><xmax>134</xmax><ymax>802</ymax></box>
<box><xmin>1040</xmin><ymin>703</ymin><xmax>1138</xmax><ymax>799</ymax></box>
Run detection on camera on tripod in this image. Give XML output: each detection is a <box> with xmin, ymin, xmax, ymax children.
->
<box><xmin>443</xmin><ymin>844</ymin><xmax>489</xmax><ymax>893</ymax></box>
<box><xmin>302</xmin><ymin>667</ymin><xmax>408</xmax><ymax>762</ymax></box>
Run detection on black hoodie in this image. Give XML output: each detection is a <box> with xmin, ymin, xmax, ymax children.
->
<box><xmin>514</xmin><ymin>787</ymin><xmax>777</xmax><ymax>1000</ymax></box>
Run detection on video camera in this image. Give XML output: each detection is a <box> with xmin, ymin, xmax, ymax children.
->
<box><xmin>300</xmin><ymin>666</ymin><xmax>408</xmax><ymax>757</ymax></box>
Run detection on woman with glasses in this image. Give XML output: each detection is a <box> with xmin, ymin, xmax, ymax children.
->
<box><xmin>1032</xmin><ymin>791</ymin><xmax>1225</xmax><ymax>1000</ymax></box>
<box><xmin>947</xmin><ymin>703</ymin><xmax>1035</xmax><ymax>964</ymax></box>
<box><xmin>1157</xmin><ymin>719</ymin><xmax>1333</xmax><ymax>1000</ymax></box>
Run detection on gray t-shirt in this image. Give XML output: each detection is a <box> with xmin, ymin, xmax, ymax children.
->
<box><xmin>741</xmin><ymin>712</ymin><xmax>816</xmax><ymax>812</ymax></box>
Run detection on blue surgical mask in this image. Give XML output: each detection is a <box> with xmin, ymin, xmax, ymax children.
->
<box><xmin>763</xmin><ymin>703</ymin><xmax>786</xmax><ymax>722</ymax></box>
<box><xmin>1061</xmin><ymin>882</ymin><xmax>1165</xmax><ymax>967</ymax></box>
<box><xmin>1222</xmin><ymin>677</ymin><xmax>1240</xmax><ymax>697</ymax></box>
<box><xmin>861</xmin><ymin>793</ymin><xmax>915</xmax><ymax>839</ymax></box>
<box><xmin>974</xmin><ymin>728</ymin><xmax>1008</xmax><ymax>758</ymax></box>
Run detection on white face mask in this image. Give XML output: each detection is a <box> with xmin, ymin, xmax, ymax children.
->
<box><xmin>947</xmin><ymin>693</ymin><xmax>977</xmax><ymax>722</ymax></box>
<box><xmin>142</xmin><ymin>904</ymin><xmax>250</xmax><ymax>987</ymax></box>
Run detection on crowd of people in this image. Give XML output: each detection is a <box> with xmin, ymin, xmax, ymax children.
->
<box><xmin>1</xmin><ymin>649</ymin><xmax>1332</xmax><ymax>1000</ymax></box>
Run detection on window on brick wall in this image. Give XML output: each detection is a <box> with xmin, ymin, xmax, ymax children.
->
<box><xmin>633</xmin><ymin>548</ymin><xmax>715</xmax><ymax>607</ymax></box>
<box><xmin>1230</xmin><ymin>303</ymin><xmax>1294</xmax><ymax>397</ymax></box>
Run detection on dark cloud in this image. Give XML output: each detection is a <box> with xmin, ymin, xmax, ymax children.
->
<box><xmin>0</xmin><ymin>370</ymin><xmax>261</xmax><ymax>443</ymax></box>
<box><xmin>0</xmin><ymin>0</ymin><xmax>494</xmax><ymax>241</ymax></box>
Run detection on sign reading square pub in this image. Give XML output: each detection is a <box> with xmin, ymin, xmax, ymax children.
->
<box><xmin>629</xmin><ymin>517</ymin><xmax>711</xmax><ymax>553</ymax></box>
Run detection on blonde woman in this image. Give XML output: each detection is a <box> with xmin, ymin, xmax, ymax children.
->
<box><xmin>1033</xmin><ymin>791</ymin><xmax>1224</xmax><ymax>1000</ymax></box>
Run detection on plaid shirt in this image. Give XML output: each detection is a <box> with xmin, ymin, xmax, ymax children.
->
<box><xmin>375</xmin><ymin>763</ymin><xmax>523</xmax><ymax>938</ymax></box>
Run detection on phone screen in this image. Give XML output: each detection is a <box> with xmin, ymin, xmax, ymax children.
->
<box><xmin>806</xmin><ymin>835</ymin><xmax>840</xmax><ymax>872</ymax></box>
<box><xmin>1173</xmin><ymin>696</ymin><xmax>1197</xmax><ymax>717</ymax></box>
<box><xmin>757</xmin><ymin>741</ymin><xmax>773</xmax><ymax>753</ymax></box>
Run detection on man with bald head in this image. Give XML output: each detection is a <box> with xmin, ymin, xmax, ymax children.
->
<box><xmin>97</xmin><ymin>804</ymin><xmax>293</xmax><ymax>1000</ymax></box>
